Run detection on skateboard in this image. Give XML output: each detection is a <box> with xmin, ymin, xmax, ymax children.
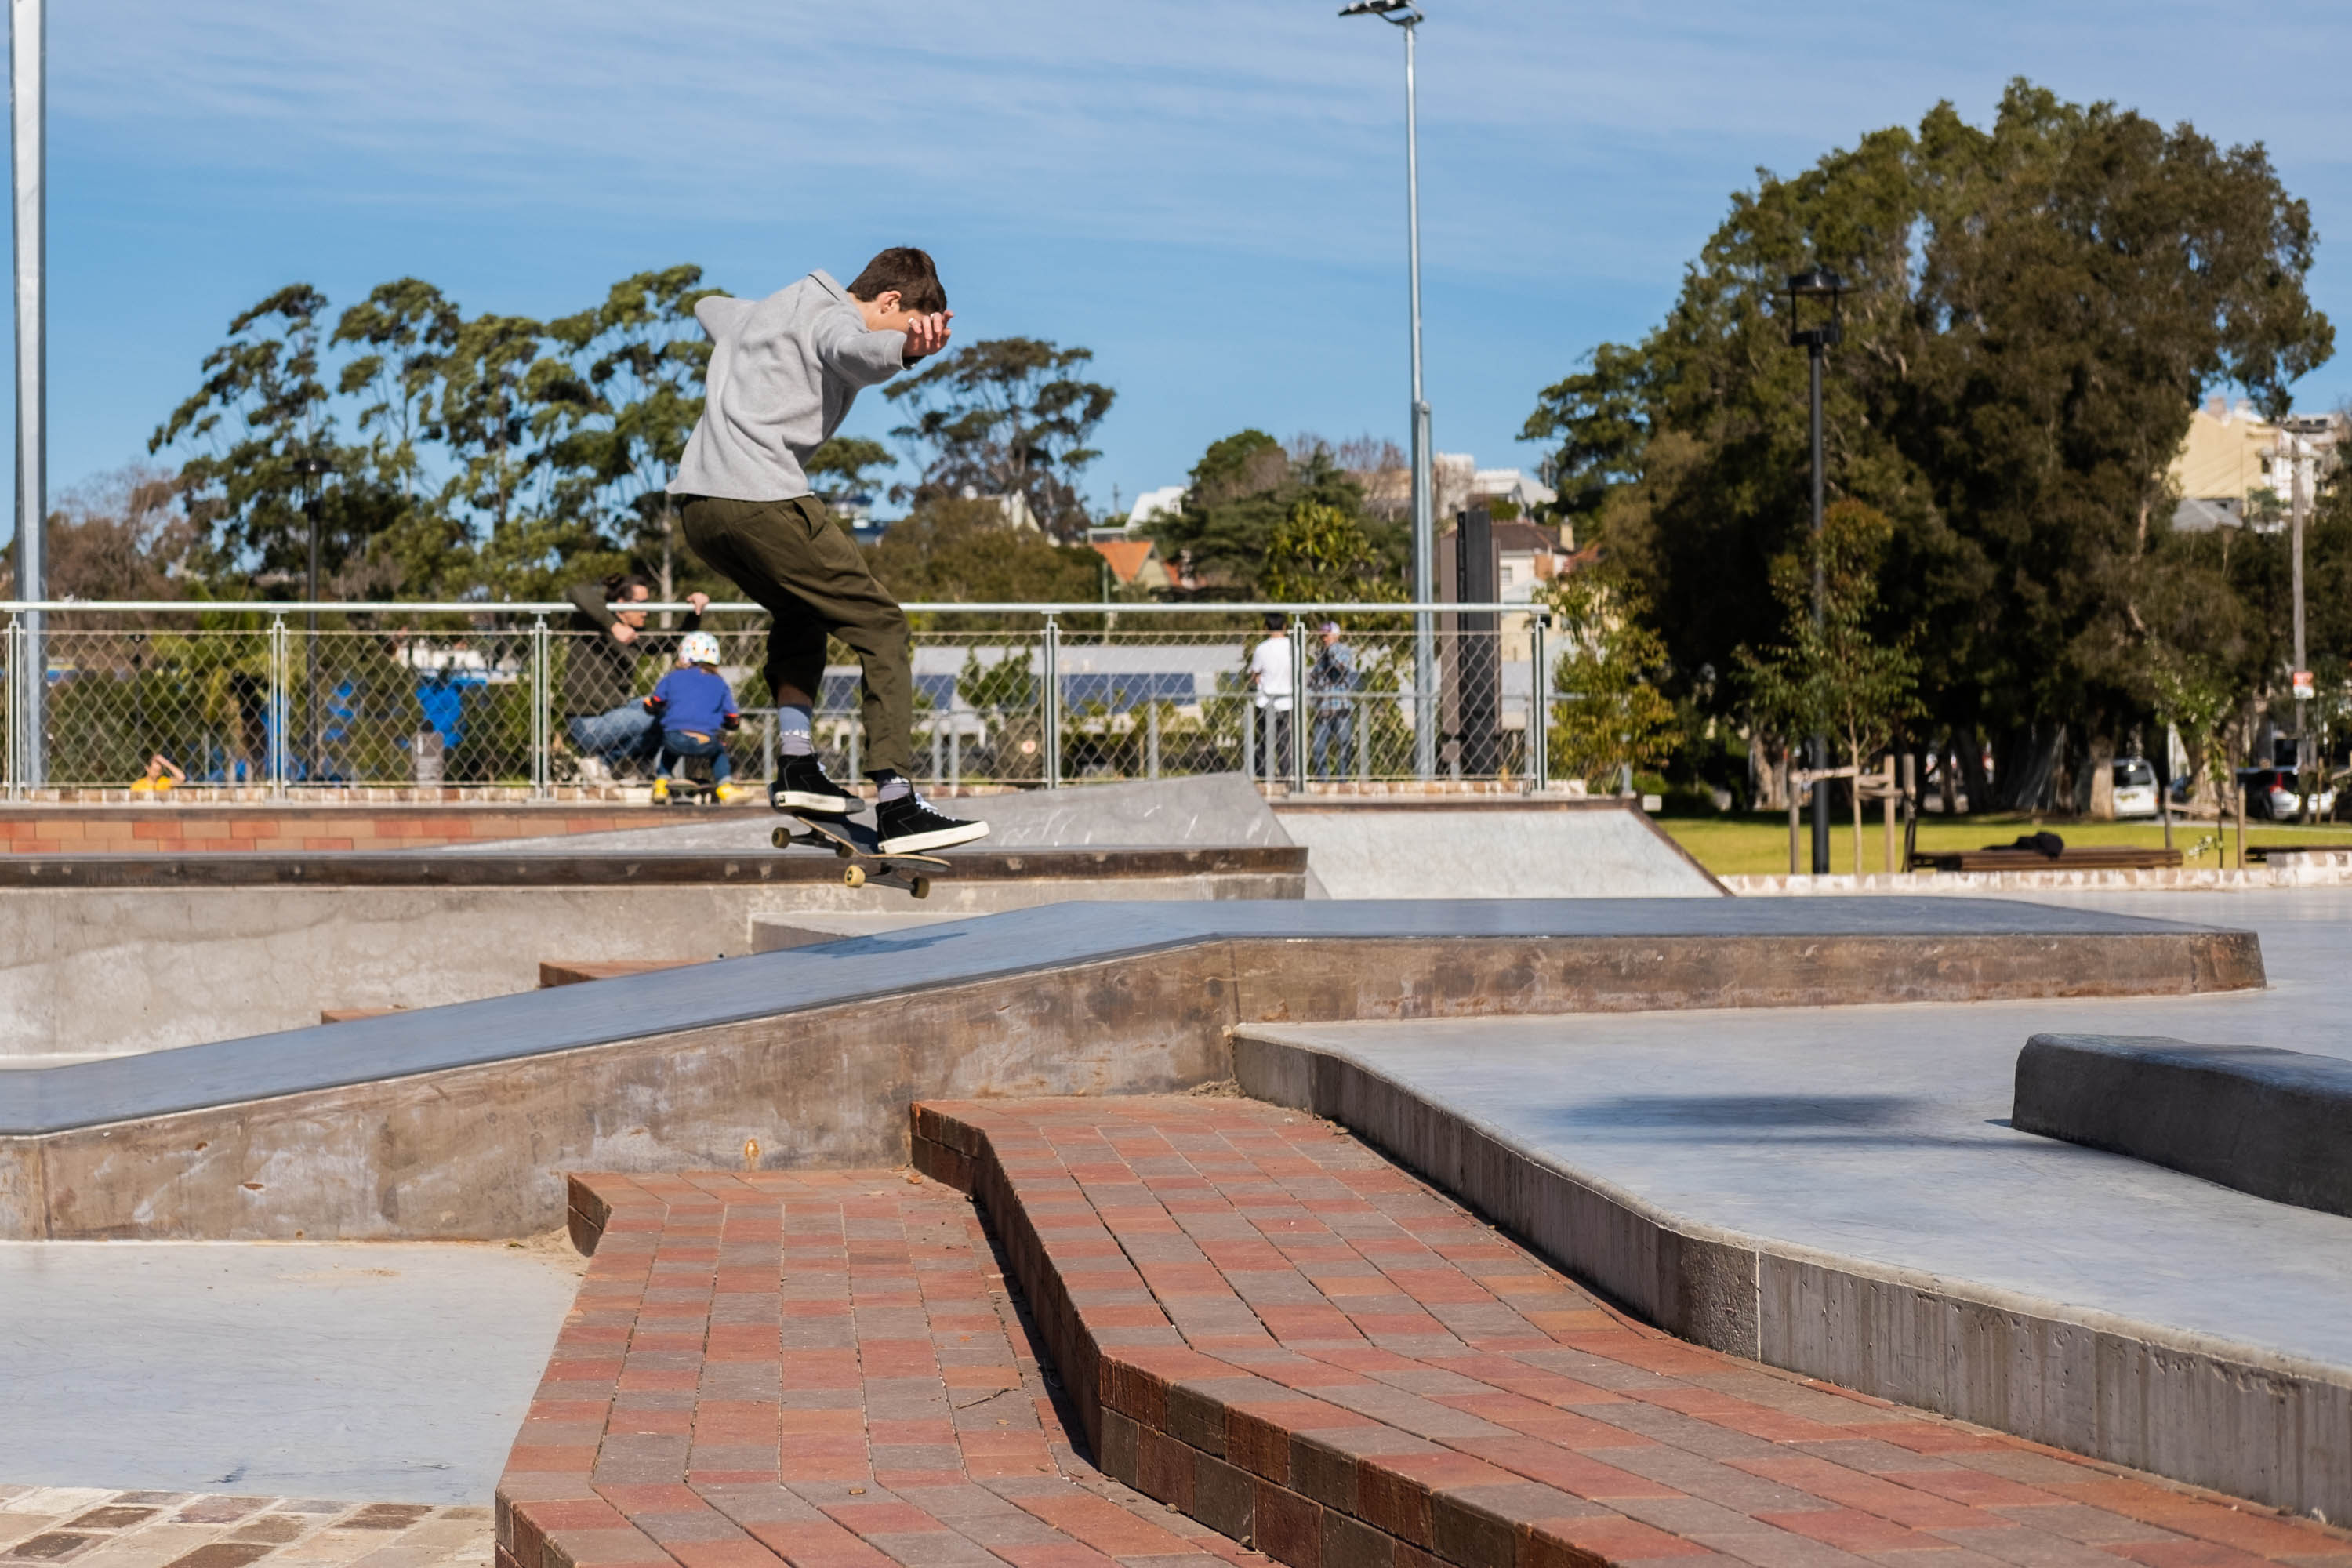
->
<box><xmin>772</xmin><ymin>814</ymin><xmax>949</xmax><ymax>899</ymax></box>
<box><xmin>653</xmin><ymin>776</ymin><xmax>718</xmax><ymax>806</ymax></box>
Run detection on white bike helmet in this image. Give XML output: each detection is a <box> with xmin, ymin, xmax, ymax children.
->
<box><xmin>679</xmin><ymin>631</ymin><xmax>722</xmax><ymax>667</ymax></box>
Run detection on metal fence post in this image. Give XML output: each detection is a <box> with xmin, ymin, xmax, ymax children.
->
<box><xmin>1287</xmin><ymin>617</ymin><xmax>1307</xmax><ymax>792</ymax></box>
<box><xmin>530</xmin><ymin>616</ymin><xmax>550</xmax><ymax>797</ymax></box>
<box><xmin>1530</xmin><ymin>610</ymin><xmax>1549</xmax><ymax>793</ymax></box>
<box><xmin>4</xmin><ymin>614</ymin><xmax>18</xmax><ymax>796</ymax></box>
<box><xmin>268</xmin><ymin>615</ymin><xmax>289</xmax><ymax>798</ymax></box>
<box><xmin>1040</xmin><ymin>615</ymin><xmax>1062</xmax><ymax>789</ymax></box>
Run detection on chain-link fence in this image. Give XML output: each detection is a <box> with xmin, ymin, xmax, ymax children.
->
<box><xmin>2</xmin><ymin>603</ymin><xmax>1557</xmax><ymax>795</ymax></box>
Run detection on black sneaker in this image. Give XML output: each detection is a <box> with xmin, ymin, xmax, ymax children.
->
<box><xmin>770</xmin><ymin>754</ymin><xmax>862</xmax><ymax>818</ymax></box>
<box><xmin>874</xmin><ymin>791</ymin><xmax>990</xmax><ymax>855</ymax></box>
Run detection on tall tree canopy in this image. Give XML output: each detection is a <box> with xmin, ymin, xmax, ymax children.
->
<box><xmin>884</xmin><ymin>338</ymin><xmax>1115</xmax><ymax>543</ymax></box>
<box><xmin>1148</xmin><ymin>430</ymin><xmax>1399</xmax><ymax>592</ymax></box>
<box><xmin>1523</xmin><ymin>80</ymin><xmax>2332</xmax><ymax>808</ymax></box>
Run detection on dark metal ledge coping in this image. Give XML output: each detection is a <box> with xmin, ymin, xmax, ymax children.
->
<box><xmin>0</xmin><ymin>845</ymin><xmax>1304</xmax><ymax>887</ymax></box>
<box><xmin>0</xmin><ymin>897</ymin><xmax>2256</xmax><ymax>1138</ymax></box>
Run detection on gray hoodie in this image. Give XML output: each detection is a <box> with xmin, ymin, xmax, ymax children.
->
<box><xmin>669</xmin><ymin>270</ymin><xmax>908</xmax><ymax>503</ymax></box>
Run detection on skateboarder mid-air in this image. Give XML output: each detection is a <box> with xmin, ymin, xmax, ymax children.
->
<box><xmin>668</xmin><ymin>246</ymin><xmax>989</xmax><ymax>855</ymax></box>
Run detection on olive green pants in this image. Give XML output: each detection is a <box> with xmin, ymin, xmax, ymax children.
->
<box><xmin>677</xmin><ymin>494</ymin><xmax>915</xmax><ymax>777</ymax></box>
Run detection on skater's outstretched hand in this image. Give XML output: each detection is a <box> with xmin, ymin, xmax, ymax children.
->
<box><xmin>902</xmin><ymin>310</ymin><xmax>954</xmax><ymax>362</ymax></box>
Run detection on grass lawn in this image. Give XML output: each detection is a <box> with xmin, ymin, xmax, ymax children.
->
<box><xmin>1655</xmin><ymin>809</ymin><xmax>2352</xmax><ymax>877</ymax></box>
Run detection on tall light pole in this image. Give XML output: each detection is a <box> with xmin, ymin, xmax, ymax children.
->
<box><xmin>295</xmin><ymin>452</ymin><xmax>332</xmax><ymax>782</ymax></box>
<box><xmin>1341</xmin><ymin>0</ymin><xmax>1435</xmax><ymax>780</ymax></box>
<box><xmin>10</xmin><ymin>0</ymin><xmax>42</xmax><ymax>788</ymax></box>
<box><xmin>1786</xmin><ymin>268</ymin><xmax>1846</xmax><ymax>876</ymax></box>
<box><xmin>2286</xmin><ymin>426</ymin><xmax>2312</xmax><ymax>818</ymax></box>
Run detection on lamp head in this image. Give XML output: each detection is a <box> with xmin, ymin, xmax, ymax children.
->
<box><xmin>1339</xmin><ymin>0</ymin><xmax>1422</xmax><ymax>20</ymax></box>
<box><xmin>1783</xmin><ymin>267</ymin><xmax>1847</xmax><ymax>350</ymax></box>
<box><xmin>1785</xmin><ymin>267</ymin><xmax>1847</xmax><ymax>300</ymax></box>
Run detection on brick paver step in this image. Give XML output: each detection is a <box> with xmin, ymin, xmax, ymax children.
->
<box><xmin>499</xmin><ymin>1169</ymin><xmax>1264</xmax><ymax>1568</ymax></box>
<box><xmin>909</xmin><ymin>1097</ymin><xmax>2352</xmax><ymax>1568</ymax></box>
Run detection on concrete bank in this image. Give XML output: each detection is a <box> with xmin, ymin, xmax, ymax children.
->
<box><xmin>0</xmin><ymin>848</ymin><xmax>1303</xmax><ymax>1062</ymax></box>
<box><xmin>0</xmin><ymin>898</ymin><xmax>2255</xmax><ymax>1241</ymax></box>
<box><xmin>1273</xmin><ymin>797</ymin><xmax>1726</xmax><ymax>898</ymax></box>
<box><xmin>1232</xmin><ymin>1018</ymin><xmax>2351</xmax><ymax>1523</ymax></box>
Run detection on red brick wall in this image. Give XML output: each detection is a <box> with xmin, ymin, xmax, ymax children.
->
<box><xmin>0</xmin><ymin>807</ymin><xmax>694</xmax><ymax>855</ymax></box>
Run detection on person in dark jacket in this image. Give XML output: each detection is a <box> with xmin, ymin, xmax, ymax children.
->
<box><xmin>561</xmin><ymin>574</ymin><xmax>707</xmax><ymax>780</ymax></box>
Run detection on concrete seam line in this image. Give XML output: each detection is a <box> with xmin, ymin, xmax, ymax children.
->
<box><xmin>1230</xmin><ymin>1027</ymin><xmax>2352</xmax><ymax>1396</ymax></box>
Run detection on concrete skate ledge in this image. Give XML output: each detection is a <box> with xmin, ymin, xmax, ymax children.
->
<box><xmin>2016</xmin><ymin>1033</ymin><xmax>2352</xmax><ymax>1218</ymax></box>
<box><xmin>1232</xmin><ymin>1027</ymin><xmax>2352</xmax><ymax>1523</ymax></box>
<box><xmin>0</xmin><ymin>898</ymin><xmax>2261</xmax><ymax>1243</ymax></box>
<box><xmin>0</xmin><ymin>844</ymin><xmax>1303</xmax><ymax>887</ymax></box>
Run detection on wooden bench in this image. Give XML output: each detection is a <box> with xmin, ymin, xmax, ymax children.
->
<box><xmin>489</xmin><ymin>1098</ymin><xmax>2352</xmax><ymax>1568</ymax></box>
<box><xmin>1909</xmin><ymin>847</ymin><xmax>2182</xmax><ymax>873</ymax></box>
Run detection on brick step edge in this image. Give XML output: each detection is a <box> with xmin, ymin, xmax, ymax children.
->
<box><xmin>501</xmin><ymin>1177</ymin><xmax>676</xmax><ymax>1568</ymax></box>
<box><xmin>912</xmin><ymin>1103</ymin><xmax>1622</xmax><ymax>1568</ymax></box>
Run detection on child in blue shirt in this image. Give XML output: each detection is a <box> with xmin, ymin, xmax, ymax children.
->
<box><xmin>647</xmin><ymin>632</ymin><xmax>743</xmax><ymax>798</ymax></box>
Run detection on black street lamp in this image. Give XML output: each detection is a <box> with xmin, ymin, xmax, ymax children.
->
<box><xmin>1785</xmin><ymin>267</ymin><xmax>1846</xmax><ymax>876</ymax></box>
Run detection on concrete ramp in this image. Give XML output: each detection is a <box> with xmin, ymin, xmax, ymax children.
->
<box><xmin>1276</xmin><ymin>798</ymin><xmax>1725</xmax><ymax>898</ymax></box>
<box><xmin>434</xmin><ymin>773</ymin><xmax>1290</xmax><ymax>855</ymax></box>
<box><xmin>0</xmin><ymin>898</ymin><xmax>2260</xmax><ymax>1242</ymax></box>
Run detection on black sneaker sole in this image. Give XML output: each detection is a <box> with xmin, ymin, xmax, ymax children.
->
<box><xmin>877</xmin><ymin>819</ymin><xmax>991</xmax><ymax>855</ymax></box>
<box><xmin>771</xmin><ymin>788</ymin><xmax>861</xmax><ymax>818</ymax></box>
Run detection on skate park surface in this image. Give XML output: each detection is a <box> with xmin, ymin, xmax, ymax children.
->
<box><xmin>1235</xmin><ymin>891</ymin><xmax>2352</xmax><ymax>1519</ymax></box>
<box><xmin>8</xmin><ymin>782</ymin><xmax>2352</xmax><ymax>1558</ymax></box>
<box><xmin>0</xmin><ymin>778</ymin><xmax>1717</xmax><ymax>1063</ymax></box>
<box><xmin>0</xmin><ymin>1240</ymin><xmax>581</xmax><ymax>1504</ymax></box>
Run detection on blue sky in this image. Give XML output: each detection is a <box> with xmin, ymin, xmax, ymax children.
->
<box><xmin>10</xmin><ymin>0</ymin><xmax>2352</xmax><ymax>535</ymax></box>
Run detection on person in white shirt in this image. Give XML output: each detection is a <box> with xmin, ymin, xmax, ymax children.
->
<box><xmin>1247</xmin><ymin>613</ymin><xmax>1294</xmax><ymax>781</ymax></box>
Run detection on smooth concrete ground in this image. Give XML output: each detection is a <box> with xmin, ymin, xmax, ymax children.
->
<box><xmin>432</xmin><ymin>773</ymin><xmax>1294</xmax><ymax>855</ymax></box>
<box><xmin>1242</xmin><ymin>887</ymin><xmax>2352</xmax><ymax>1377</ymax></box>
<box><xmin>1274</xmin><ymin>801</ymin><xmax>1724</xmax><ymax>898</ymax></box>
<box><xmin>0</xmin><ymin>1240</ymin><xmax>580</xmax><ymax>1503</ymax></box>
<box><xmin>429</xmin><ymin>775</ymin><xmax>1727</xmax><ymax>901</ymax></box>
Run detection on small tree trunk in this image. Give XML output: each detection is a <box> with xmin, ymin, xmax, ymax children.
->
<box><xmin>1956</xmin><ymin>730</ymin><xmax>1991</xmax><ymax>816</ymax></box>
<box><xmin>1848</xmin><ymin>734</ymin><xmax>1865</xmax><ymax>877</ymax></box>
<box><xmin>2086</xmin><ymin>731</ymin><xmax>2117</xmax><ymax>820</ymax></box>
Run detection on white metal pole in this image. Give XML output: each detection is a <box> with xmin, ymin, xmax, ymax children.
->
<box><xmin>10</xmin><ymin>0</ymin><xmax>42</xmax><ymax>786</ymax></box>
<box><xmin>1403</xmin><ymin>16</ymin><xmax>1436</xmax><ymax>782</ymax></box>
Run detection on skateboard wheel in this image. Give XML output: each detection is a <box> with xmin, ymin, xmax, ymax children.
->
<box><xmin>910</xmin><ymin>877</ymin><xmax>931</xmax><ymax>900</ymax></box>
<box><xmin>832</xmin><ymin>841</ymin><xmax>852</xmax><ymax>859</ymax></box>
<box><xmin>843</xmin><ymin>865</ymin><xmax>867</xmax><ymax>889</ymax></box>
<box><xmin>771</xmin><ymin>826</ymin><xmax>791</xmax><ymax>850</ymax></box>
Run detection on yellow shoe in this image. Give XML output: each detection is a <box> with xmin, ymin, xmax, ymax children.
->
<box><xmin>715</xmin><ymin>782</ymin><xmax>752</xmax><ymax>805</ymax></box>
<box><xmin>651</xmin><ymin>777</ymin><xmax>670</xmax><ymax>804</ymax></box>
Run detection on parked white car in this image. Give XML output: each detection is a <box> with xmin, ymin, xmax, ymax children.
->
<box><xmin>2238</xmin><ymin>767</ymin><xmax>2338</xmax><ymax>821</ymax></box>
<box><xmin>2111</xmin><ymin>758</ymin><xmax>2159</xmax><ymax>818</ymax></box>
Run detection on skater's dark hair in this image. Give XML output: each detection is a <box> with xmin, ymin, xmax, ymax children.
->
<box><xmin>601</xmin><ymin>572</ymin><xmax>654</xmax><ymax>601</ymax></box>
<box><xmin>846</xmin><ymin>248</ymin><xmax>947</xmax><ymax>315</ymax></box>
<box><xmin>1263</xmin><ymin>612</ymin><xmax>1287</xmax><ymax>632</ymax></box>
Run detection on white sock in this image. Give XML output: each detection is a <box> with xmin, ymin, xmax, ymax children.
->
<box><xmin>874</xmin><ymin>775</ymin><xmax>913</xmax><ymax>804</ymax></box>
<box><xmin>778</xmin><ymin>705</ymin><xmax>815</xmax><ymax>757</ymax></box>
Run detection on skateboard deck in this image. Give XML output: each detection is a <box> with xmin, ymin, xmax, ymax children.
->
<box><xmin>772</xmin><ymin>814</ymin><xmax>949</xmax><ymax>899</ymax></box>
<box><xmin>655</xmin><ymin>778</ymin><xmax>720</xmax><ymax>806</ymax></box>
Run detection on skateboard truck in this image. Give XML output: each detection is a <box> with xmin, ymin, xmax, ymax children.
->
<box><xmin>771</xmin><ymin>818</ymin><xmax>947</xmax><ymax>899</ymax></box>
